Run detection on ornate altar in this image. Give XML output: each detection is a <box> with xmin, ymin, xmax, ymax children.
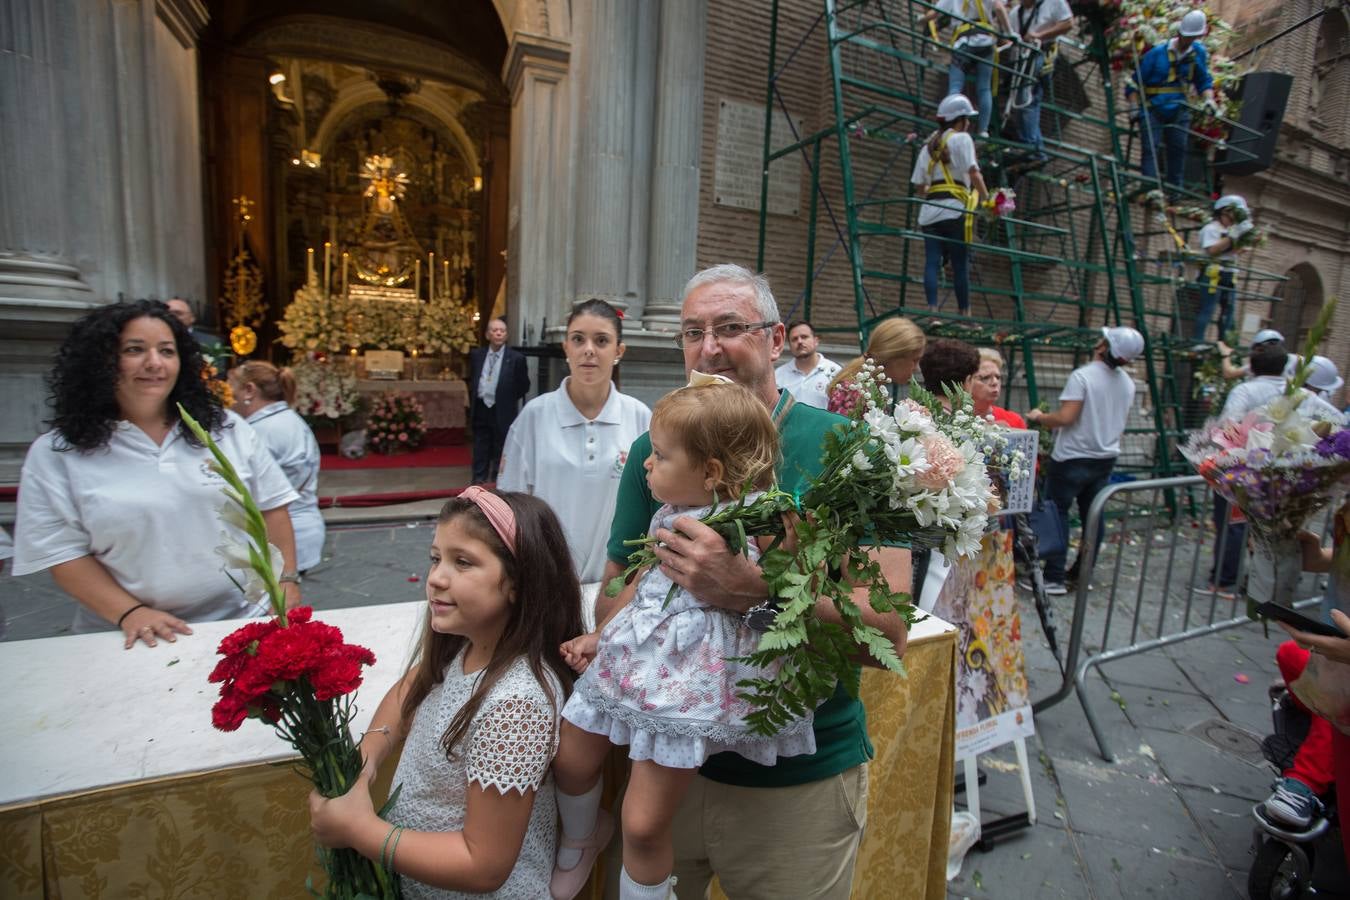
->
<box><xmin>280</xmin><ymin>152</ymin><xmax>478</xmax><ymax>356</ymax></box>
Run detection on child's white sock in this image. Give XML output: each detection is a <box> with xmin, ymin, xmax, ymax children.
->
<box><xmin>555</xmin><ymin>779</ymin><xmax>603</xmax><ymax>870</ymax></box>
<box><xmin>619</xmin><ymin>867</ymin><xmax>676</xmax><ymax>900</ymax></box>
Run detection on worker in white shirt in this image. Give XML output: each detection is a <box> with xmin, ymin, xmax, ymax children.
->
<box><xmin>1191</xmin><ymin>195</ymin><xmax>1254</xmax><ymax>347</ymax></box>
<box><xmin>1217</xmin><ymin>329</ymin><xmax>1299</xmax><ymax>381</ymax></box>
<box><xmin>775</xmin><ymin>320</ymin><xmax>842</xmax><ymax>409</ymax></box>
<box><xmin>1007</xmin><ymin>0</ymin><xmax>1075</xmax><ymax>160</ymax></box>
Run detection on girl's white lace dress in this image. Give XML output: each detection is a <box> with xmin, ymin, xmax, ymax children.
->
<box><xmin>563</xmin><ymin>500</ymin><xmax>816</xmax><ymax>768</ymax></box>
<box><xmin>388</xmin><ymin>652</ymin><xmax>563</xmax><ymax>899</ymax></box>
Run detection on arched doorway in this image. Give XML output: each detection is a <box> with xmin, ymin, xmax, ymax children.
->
<box><xmin>1270</xmin><ymin>263</ymin><xmax>1324</xmax><ymax>351</ymax></box>
<box><xmin>200</xmin><ymin>3</ymin><xmax>511</xmax><ymax>354</ymax></box>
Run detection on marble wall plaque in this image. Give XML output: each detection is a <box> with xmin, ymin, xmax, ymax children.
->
<box><xmin>713</xmin><ymin>98</ymin><xmax>803</xmax><ymax>217</ymax></box>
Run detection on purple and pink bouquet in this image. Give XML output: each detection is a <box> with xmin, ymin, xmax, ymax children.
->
<box><xmin>1181</xmin><ymin>300</ymin><xmax>1350</xmax><ymax>615</ymax></box>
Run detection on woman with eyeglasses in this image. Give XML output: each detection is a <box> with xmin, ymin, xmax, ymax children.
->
<box><xmin>972</xmin><ymin>348</ymin><xmax>1026</xmax><ymax>427</ymax></box>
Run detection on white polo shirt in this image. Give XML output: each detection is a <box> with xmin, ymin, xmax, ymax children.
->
<box><xmin>776</xmin><ymin>355</ymin><xmax>843</xmax><ymax>409</ymax></box>
<box><xmin>14</xmin><ymin>411</ymin><xmax>298</xmax><ymax>632</ymax></box>
<box><xmin>497</xmin><ymin>380</ymin><xmax>651</xmax><ymax>582</ymax></box>
<box><xmin>1051</xmin><ymin>360</ymin><xmax>1136</xmax><ymax>461</ymax></box>
<box><xmin>246</xmin><ymin>401</ymin><xmax>326</xmax><ymax>571</ymax></box>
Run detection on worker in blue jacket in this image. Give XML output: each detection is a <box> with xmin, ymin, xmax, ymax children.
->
<box><xmin>1124</xmin><ymin>9</ymin><xmax>1217</xmax><ymax>191</ymax></box>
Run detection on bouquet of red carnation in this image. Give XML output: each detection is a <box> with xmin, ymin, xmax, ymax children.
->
<box><xmin>180</xmin><ymin>405</ymin><xmax>399</xmax><ymax>899</ymax></box>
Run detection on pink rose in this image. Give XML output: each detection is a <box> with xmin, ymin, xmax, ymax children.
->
<box><xmin>915</xmin><ymin>433</ymin><xmax>965</xmax><ymax>490</ymax></box>
<box><xmin>399</xmin><ymin>432</ymin><xmax>408</xmax><ymax>441</ymax></box>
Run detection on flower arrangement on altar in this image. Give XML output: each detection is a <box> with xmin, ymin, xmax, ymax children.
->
<box><xmin>611</xmin><ymin>366</ymin><xmax>1017</xmax><ymax>734</ymax></box>
<box><xmin>280</xmin><ymin>283</ymin><xmax>354</xmax><ymax>354</ymax></box>
<box><xmin>1181</xmin><ymin>300</ymin><xmax>1350</xmax><ymax>618</ymax></box>
<box><xmin>293</xmin><ymin>358</ymin><xmax>361</xmax><ymax>422</ymax></box>
<box><xmin>418</xmin><ymin>296</ymin><xmax>479</xmax><ymax>355</ymax></box>
<box><xmin>178</xmin><ymin>405</ymin><xmax>399</xmax><ymax>898</ymax></box>
<box><xmin>366</xmin><ymin>392</ymin><xmax>426</xmax><ymax>454</ymax></box>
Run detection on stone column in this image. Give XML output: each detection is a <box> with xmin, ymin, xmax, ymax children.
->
<box><xmin>643</xmin><ymin>0</ymin><xmax>709</xmax><ymax>329</ymax></box>
<box><xmin>504</xmin><ymin>33</ymin><xmax>572</xmax><ymax>345</ymax></box>
<box><xmin>622</xmin><ymin>2</ymin><xmax>659</xmax><ymax>321</ymax></box>
<box><xmin>571</xmin><ymin>0</ymin><xmax>639</xmax><ymax>313</ymax></box>
<box><xmin>0</xmin><ymin>0</ymin><xmax>92</xmax><ymax>310</ymax></box>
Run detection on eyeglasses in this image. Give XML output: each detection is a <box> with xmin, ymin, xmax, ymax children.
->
<box><xmin>974</xmin><ymin>373</ymin><xmax>1002</xmax><ymax>384</ymax></box>
<box><xmin>673</xmin><ymin>321</ymin><xmax>775</xmax><ymax>348</ymax></box>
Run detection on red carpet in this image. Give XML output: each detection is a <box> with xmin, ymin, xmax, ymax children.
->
<box><xmin>320</xmin><ymin>443</ymin><xmax>471</xmax><ymax>470</ymax></box>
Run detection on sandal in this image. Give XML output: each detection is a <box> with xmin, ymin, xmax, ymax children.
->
<box><xmin>549</xmin><ymin>807</ymin><xmax>614</xmax><ymax>900</ymax></box>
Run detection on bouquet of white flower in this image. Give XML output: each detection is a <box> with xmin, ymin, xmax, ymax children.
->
<box><xmin>610</xmin><ymin>366</ymin><xmax>1015</xmax><ymax>734</ymax></box>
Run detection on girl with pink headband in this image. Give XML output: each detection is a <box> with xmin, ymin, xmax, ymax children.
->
<box><xmin>309</xmin><ymin>488</ymin><xmax>584</xmax><ymax>897</ymax></box>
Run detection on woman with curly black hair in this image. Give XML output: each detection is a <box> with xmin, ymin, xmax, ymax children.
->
<box><xmin>12</xmin><ymin>300</ymin><xmax>302</xmax><ymax>648</ymax></box>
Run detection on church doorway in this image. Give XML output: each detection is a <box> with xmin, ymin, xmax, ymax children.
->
<box><xmin>199</xmin><ymin>3</ymin><xmax>510</xmax><ymax>363</ymax></box>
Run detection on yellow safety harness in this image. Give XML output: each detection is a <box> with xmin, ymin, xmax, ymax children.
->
<box><xmin>952</xmin><ymin>0</ymin><xmax>995</xmax><ymax>44</ymax></box>
<box><xmin>1144</xmin><ymin>45</ymin><xmax>1194</xmax><ymax>96</ymax></box>
<box><xmin>925</xmin><ymin>130</ymin><xmax>981</xmax><ymax>243</ymax></box>
<box><xmin>951</xmin><ymin>0</ymin><xmax>1002</xmax><ymax>95</ymax></box>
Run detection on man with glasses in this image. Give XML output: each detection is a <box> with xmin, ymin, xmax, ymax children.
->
<box><xmin>596</xmin><ymin>263</ymin><xmax>908</xmax><ymax>899</ymax></box>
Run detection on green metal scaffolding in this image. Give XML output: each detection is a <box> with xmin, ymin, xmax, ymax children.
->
<box><xmin>755</xmin><ymin>0</ymin><xmax>1286</xmax><ymax>475</ymax></box>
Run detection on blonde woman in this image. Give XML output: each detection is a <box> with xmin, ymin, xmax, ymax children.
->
<box><xmin>827</xmin><ymin>317</ymin><xmax>927</xmax><ymax>413</ymax></box>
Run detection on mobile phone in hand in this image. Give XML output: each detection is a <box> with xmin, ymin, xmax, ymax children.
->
<box><xmin>1254</xmin><ymin>602</ymin><xmax>1347</xmax><ymax>639</ymax></box>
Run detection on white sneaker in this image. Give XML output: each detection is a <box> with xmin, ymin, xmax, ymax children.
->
<box><xmin>1043</xmin><ymin>581</ymin><xmax>1068</xmax><ymax>595</ymax></box>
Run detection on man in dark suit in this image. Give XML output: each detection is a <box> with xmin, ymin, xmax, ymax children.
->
<box><xmin>469</xmin><ymin>317</ymin><xmax>530</xmax><ymax>484</ymax></box>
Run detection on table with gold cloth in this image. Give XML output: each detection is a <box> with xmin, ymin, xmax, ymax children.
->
<box><xmin>0</xmin><ymin>602</ymin><xmax>954</xmax><ymax>899</ymax></box>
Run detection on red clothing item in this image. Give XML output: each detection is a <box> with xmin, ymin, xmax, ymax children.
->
<box><xmin>1275</xmin><ymin>640</ymin><xmax>1336</xmax><ymax>794</ymax></box>
<box><xmin>990</xmin><ymin>406</ymin><xmax>1026</xmax><ymax>428</ymax></box>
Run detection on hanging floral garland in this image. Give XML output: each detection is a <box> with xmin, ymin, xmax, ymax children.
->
<box><xmin>219</xmin><ymin>245</ymin><xmax>268</xmax><ymax>336</ymax></box>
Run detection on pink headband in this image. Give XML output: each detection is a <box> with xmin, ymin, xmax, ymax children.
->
<box><xmin>458</xmin><ymin>486</ymin><xmax>517</xmax><ymax>555</ymax></box>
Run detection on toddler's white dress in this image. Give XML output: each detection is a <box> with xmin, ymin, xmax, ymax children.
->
<box><xmin>563</xmin><ymin>500</ymin><xmax>816</xmax><ymax>767</ymax></box>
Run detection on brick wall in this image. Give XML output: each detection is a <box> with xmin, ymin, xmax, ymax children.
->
<box><xmin>696</xmin><ymin>0</ymin><xmax>1350</xmax><ymax>407</ymax></box>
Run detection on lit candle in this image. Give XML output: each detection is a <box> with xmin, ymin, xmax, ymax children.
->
<box><xmin>429</xmin><ymin>252</ymin><xmax>436</xmax><ymax>299</ymax></box>
<box><xmin>443</xmin><ymin>259</ymin><xmax>450</xmax><ymax>296</ymax></box>
<box><xmin>307</xmin><ymin>247</ymin><xmax>315</xmax><ymax>286</ymax></box>
<box><xmin>414</xmin><ymin>258</ymin><xmax>421</xmax><ymax>297</ymax></box>
<box><xmin>323</xmin><ymin>242</ymin><xmax>332</xmax><ymax>297</ymax></box>
<box><xmin>341</xmin><ymin>252</ymin><xmax>349</xmax><ymax>296</ymax></box>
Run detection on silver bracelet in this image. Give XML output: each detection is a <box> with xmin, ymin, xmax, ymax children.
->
<box><xmin>362</xmin><ymin>725</ymin><xmax>392</xmax><ymax>741</ymax></box>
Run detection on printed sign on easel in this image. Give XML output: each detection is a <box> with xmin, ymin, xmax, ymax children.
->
<box><xmin>932</xmin><ymin>527</ymin><xmax>1036</xmax><ymax>761</ymax></box>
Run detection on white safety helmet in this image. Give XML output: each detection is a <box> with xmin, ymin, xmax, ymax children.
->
<box><xmin>1178</xmin><ymin>10</ymin><xmax>1208</xmax><ymax>37</ymax></box>
<box><xmin>1214</xmin><ymin>195</ymin><xmax>1248</xmax><ymax>213</ymax></box>
<box><xmin>1101</xmin><ymin>326</ymin><xmax>1145</xmax><ymax>363</ymax></box>
<box><xmin>1250</xmin><ymin>329</ymin><xmax>1284</xmax><ymax>348</ymax></box>
<box><xmin>936</xmin><ymin>94</ymin><xmax>979</xmax><ymax>121</ymax></box>
<box><xmin>1306</xmin><ymin>356</ymin><xmax>1345</xmax><ymax>396</ymax></box>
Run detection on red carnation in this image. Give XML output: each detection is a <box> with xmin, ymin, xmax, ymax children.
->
<box><xmin>217</xmin><ymin>618</ymin><xmax>279</xmax><ymax>658</ymax></box>
<box><xmin>212</xmin><ymin>692</ymin><xmax>248</xmax><ymax>731</ymax></box>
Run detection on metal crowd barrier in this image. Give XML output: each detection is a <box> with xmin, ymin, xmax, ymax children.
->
<box><xmin>1030</xmin><ymin>475</ymin><xmax>1331</xmax><ymax>762</ymax></box>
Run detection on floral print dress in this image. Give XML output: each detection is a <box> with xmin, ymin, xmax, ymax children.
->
<box><xmin>563</xmin><ymin>500</ymin><xmax>816</xmax><ymax>768</ymax></box>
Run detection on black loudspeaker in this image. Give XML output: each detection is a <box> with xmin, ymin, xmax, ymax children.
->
<box><xmin>1213</xmin><ymin>72</ymin><xmax>1292</xmax><ymax>176</ymax></box>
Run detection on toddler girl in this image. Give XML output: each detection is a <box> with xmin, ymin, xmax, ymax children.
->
<box><xmin>550</xmin><ymin>381</ymin><xmax>816</xmax><ymax>900</ymax></box>
<box><xmin>309</xmin><ymin>488</ymin><xmax>584</xmax><ymax>898</ymax></box>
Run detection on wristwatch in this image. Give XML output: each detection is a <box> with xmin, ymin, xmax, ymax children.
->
<box><xmin>278</xmin><ymin>571</ymin><xmax>303</xmax><ymax>585</ymax></box>
<box><xmin>743</xmin><ymin>599</ymin><xmax>781</xmax><ymax>632</ymax></box>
